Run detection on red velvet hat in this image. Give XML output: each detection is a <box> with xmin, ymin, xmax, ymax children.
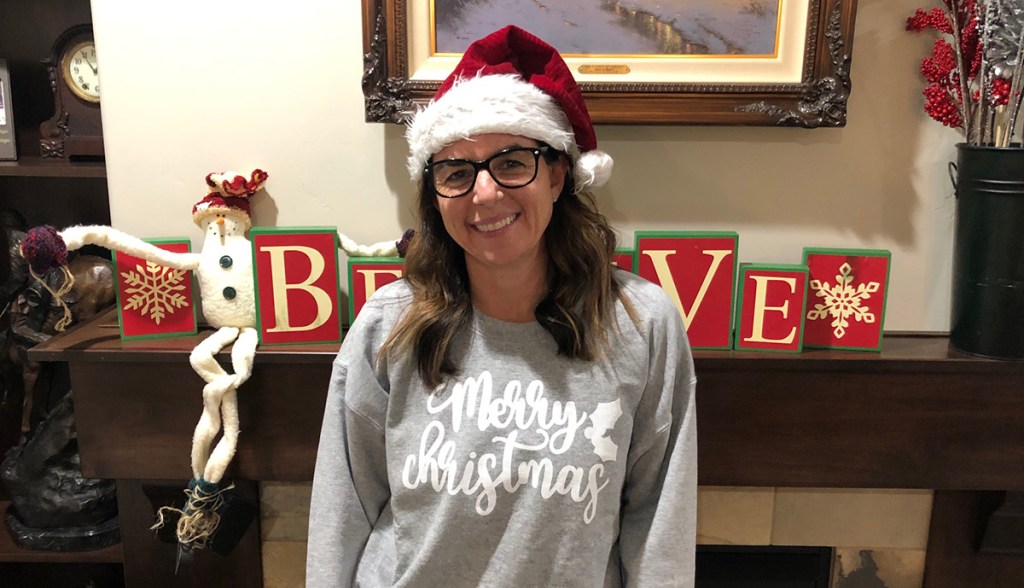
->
<box><xmin>406</xmin><ymin>26</ymin><xmax>612</xmax><ymax>191</ymax></box>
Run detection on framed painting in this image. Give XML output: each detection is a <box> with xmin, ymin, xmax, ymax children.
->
<box><xmin>362</xmin><ymin>0</ymin><xmax>860</xmax><ymax>127</ymax></box>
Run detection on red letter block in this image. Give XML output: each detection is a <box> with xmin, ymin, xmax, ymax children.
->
<box><xmin>114</xmin><ymin>238</ymin><xmax>198</xmax><ymax>340</ymax></box>
<box><xmin>612</xmin><ymin>249</ymin><xmax>634</xmax><ymax>272</ymax></box>
<box><xmin>734</xmin><ymin>264</ymin><xmax>809</xmax><ymax>353</ymax></box>
<box><xmin>635</xmin><ymin>231</ymin><xmax>738</xmax><ymax>349</ymax></box>
<box><xmin>252</xmin><ymin>227</ymin><xmax>342</xmax><ymax>346</ymax></box>
<box><xmin>348</xmin><ymin>258</ymin><xmax>405</xmax><ymax>324</ymax></box>
<box><xmin>802</xmin><ymin>248</ymin><xmax>891</xmax><ymax>351</ymax></box>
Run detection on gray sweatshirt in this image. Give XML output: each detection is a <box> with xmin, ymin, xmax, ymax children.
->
<box><xmin>307</xmin><ymin>271</ymin><xmax>697</xmax><ymax>587</ymax></box>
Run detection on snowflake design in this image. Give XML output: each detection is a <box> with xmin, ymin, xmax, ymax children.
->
<box><xmin>806</xmin><ymin>262</ymin><xmax>879</xmax><ymax>338</ymax></box>
<box><xmin>121</xmin><ymin>261</ymin><xmax>189</xmax><ymax>324</ymax></box>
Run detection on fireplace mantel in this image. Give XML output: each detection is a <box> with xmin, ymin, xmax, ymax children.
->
<box><xmin>26</xmin><ymin>309</ymin><xmax>1024</xmax><ymax>586</ymax></box>
<box><xmin>31</xmin><ymin>310</ymin><xmax>1024</xmax><ymax>489</ymax></box>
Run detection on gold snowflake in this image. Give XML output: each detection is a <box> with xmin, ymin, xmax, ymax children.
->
<box><xmin>806</xmin><ymin>262</ymin><xmax>878</xmax><ymax>338</ymax></box>
<box><xmin>121</xmin><ymin>261</ymin><xmax>189</xmax><ymax>324</ymax></box>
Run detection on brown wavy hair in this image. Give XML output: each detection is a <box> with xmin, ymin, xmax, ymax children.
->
<box><xmin>380</xmin><ymin>149</ymin><xmax>634</xmax><ymax>388</ymax></box>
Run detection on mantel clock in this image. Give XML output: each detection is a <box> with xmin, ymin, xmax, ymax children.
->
<box><xmin>40</xmin><ymin>24</ymin><xmax>104</xmax><ymax>160</ymax></box>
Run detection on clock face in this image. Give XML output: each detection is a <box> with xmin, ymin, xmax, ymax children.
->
<box><xmin>61</xmin><ymin>40</ymin><xmax>100</xmax><ymax>103</ymax></box>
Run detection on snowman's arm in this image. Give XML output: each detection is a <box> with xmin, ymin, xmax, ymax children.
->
<box><xmin>61</xmin><ymin>225</ymin><xmax>201</xmax><ymax>270</ymax></box>
<box><xmin>337</xmin><ymin>231</ymin><xmax>398</xmax><ymax>258</ymax></box>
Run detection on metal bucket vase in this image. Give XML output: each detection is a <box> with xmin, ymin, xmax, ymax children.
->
<box><xmin>950</xmin><ymin>143</ymin><xmax>1024</xmax><ymax>359</ymax></box>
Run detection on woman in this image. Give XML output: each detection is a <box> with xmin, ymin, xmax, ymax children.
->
<box><xmin>308</xmin><ymin>26</ymin><xmax>696</xmax><ymax>587</ymax></box>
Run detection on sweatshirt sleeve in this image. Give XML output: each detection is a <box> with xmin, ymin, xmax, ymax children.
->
<box><xmin>306</xmin><ymin>346</ymin><xmax>391</xmax><ymax>587</ymax></box>
<box><xmin>618</xmin><ymin>291</ymin><xmax>698</xmax><ymax>587</ymax></box>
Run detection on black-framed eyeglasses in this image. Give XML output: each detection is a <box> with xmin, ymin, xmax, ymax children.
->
<box><xmin>425</xmin><ymin>146</ymin><xmax>555</xmax><ymax>199</ymax></box>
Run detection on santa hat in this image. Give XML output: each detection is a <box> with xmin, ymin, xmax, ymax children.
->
<box><xmin>191</xmin><ymin>169</ymin><xmax>268</xmax><ymax>228</ymax></box>
<box><xmin>406</xmin><ymin>26</ymin><xmax>612</xmax><ymax>192</ymax></box>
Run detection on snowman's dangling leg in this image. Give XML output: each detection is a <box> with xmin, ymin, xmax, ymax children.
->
<box><xmin>202</xmin><ymin>327</ymin><xmax>257</xmax><ymax>484</ymax></box>
<box><xmin>158</xmin><ymin>325</ymin><xmax>254</xmax><ymax>551</ymax></box>
<box><xmin>229</xmin><ymin>326</ymin><xmax>258</xmax><ymax>386</ymax></box>
<box><xmin>188</xmin><ymin>326</ymin><xmax>239</xmax><ymax>480</ymax></box>
<box><xmin>191</xmin><ymin>377</ymin><xmax>235</xmax><ymax>479</ymax></box>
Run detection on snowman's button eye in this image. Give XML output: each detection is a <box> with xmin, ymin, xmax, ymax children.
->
<box><xmin>223</xmin><ymin>287</ymin><xmax>237</xmax><ymax>300</ymax></box>
<box><xmin>219</xmin><ymin>255</ymin><xmax>233</xmax><ymax>268</ymax></box>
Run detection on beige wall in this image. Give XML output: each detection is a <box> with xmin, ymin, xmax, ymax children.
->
<box><xmin>90</xmin><ymin>0</ymin><xmax>960</xmax><ymax>332</ymax></box>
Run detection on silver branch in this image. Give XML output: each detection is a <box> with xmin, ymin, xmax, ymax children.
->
<box><xmin>985</xmin><ymin>0</ymin><xmax>1024</xmax><ymax>72</ymax></box>
<box><xmin>940</xmin><ymin>1</ymin><xmax>1024</xmax><ymax>145</ymax></box>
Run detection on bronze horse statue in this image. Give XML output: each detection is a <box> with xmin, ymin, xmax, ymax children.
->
<box><xmin>2</xmin><ymin>226</ymin><xmax>115</xmax><ymax>435</ymax></box>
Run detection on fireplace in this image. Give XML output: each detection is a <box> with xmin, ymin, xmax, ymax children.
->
<box><xmin>256</xmin><ymin>483</ymin><xmax>931</xmax><ymax>587</ymax></box>
<box><xmin>697</xmin><ymin>546</ymin><xmax>832</xmax><ymax>588</ymax></box>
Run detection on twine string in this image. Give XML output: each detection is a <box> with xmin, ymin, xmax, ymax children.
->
<box><xmin>27</xmin><ymin>265</ymin><xmax>76</xmax><ymax>333</ymax></box>
<box><xmin>150</xmin><ymin>481</ymin><xmax>236</xmax><ymax>550</ymax></box>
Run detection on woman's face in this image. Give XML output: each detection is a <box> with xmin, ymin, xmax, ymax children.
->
<box><xmin>432</xmin><ymin>133</ymin><xmax>566</xmax><ymax>276</ymax></box>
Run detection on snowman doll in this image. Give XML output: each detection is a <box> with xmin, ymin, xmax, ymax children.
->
<box><xmin>19</xmin><ymin>169</ymin><xmax>402</xmax><ymax>550</ymax></box>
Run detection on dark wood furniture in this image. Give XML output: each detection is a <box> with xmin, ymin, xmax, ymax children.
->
<box><xmin>1</xmin><ymin>0</ymin><xmax>111</xmax><ymax>461</ymax></box>
<box><xmin>0</xmin><ymin>0</ymin><xmax>110</xmax><ymax>234</ymax></box>
<box><xmin>1</xmin><ymin>1</ymin><xmax>115</xmax><ymax>584</ymax></box>
<box><xmin>25</xmin><ymin>310</ymin><xmax>1024</xmax><ymax>587</ymax></box>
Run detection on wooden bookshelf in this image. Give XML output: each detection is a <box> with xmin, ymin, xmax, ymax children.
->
<box><xmin>0</xmin><ymin>157</ymin><xmax>106</xmax><ymax>178</ymax></box>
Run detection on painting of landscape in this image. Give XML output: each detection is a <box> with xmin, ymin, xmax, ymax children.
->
<box><xmin>434</xmin><ymin>0</ymin><xmax>782</xmax><ymax>56</ymax></box>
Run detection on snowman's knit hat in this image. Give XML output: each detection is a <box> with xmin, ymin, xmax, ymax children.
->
<box><xmin>191</xmin><ymin>170</ymin><xmax>268</xmax><ymax>229</ymax></box>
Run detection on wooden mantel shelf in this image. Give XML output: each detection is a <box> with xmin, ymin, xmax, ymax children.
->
<box><xmin>24</xmin><ymin>309</ymin><xmax>1024</xmax><ymax>586</ymax></box>
<box><xmin>30</xmin><ymin>309</ymin><xmax>1024</xmax><ymax>490</ymax></box>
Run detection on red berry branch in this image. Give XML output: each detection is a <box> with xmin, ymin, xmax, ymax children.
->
<box><xmin>907</xmin><ymin>0</ymin><xmax>1024</xmax><ymax>146</ymax></box>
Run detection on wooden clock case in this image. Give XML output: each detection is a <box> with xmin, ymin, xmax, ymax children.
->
<box><xmin>39</xmin><ymin>24</ymin><xmax>103</xmax><ymax>160</ymax></box>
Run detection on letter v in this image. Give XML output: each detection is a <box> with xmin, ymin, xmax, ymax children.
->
<box><xmin>643</xmin><ymin>249</ymin><xmax>732</xmax><ymax>329</ymax></box>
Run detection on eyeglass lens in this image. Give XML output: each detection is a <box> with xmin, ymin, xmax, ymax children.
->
<box><xmin>430</xmin><ymin>148</ymin><xmax>541</xmax><ymax>198</ymax></box>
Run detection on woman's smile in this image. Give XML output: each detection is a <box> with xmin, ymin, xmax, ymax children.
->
<box><xmin>472</xmin><ymin>213</ymin><xmax>520</xmax><ymax>233</ymax></box>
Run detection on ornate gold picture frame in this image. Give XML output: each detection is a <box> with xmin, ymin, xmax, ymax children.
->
<box><xmin>361</xmin><ymin>0</ymin><xmax>860</xmax><ymax>127</ymax></box>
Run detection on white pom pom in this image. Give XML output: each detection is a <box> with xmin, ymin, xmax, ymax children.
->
<box><xmin>574</xmin><ymin>150</ymin><xmax>613</xmax><ymax>191</ymax></box>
